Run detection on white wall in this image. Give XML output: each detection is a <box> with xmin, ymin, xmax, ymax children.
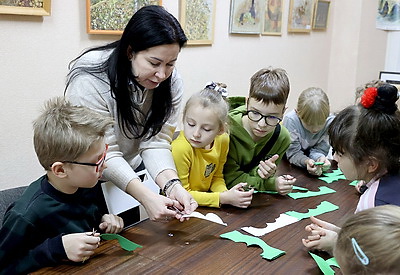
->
<box><xmin>0</xmin><ymin>0</ymin><xmax>387</xmax><ymax>190</ymax></box>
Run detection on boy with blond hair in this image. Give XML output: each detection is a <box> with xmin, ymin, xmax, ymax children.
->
<box><xmin>224</xmin><ymin>67</ymin><xmax>296</xmax><ymax>194</ymax></box>
<box><xmin>0</xmin><ymin>97</ymin><xmax>124</xmax><ymax>274</ymax></box>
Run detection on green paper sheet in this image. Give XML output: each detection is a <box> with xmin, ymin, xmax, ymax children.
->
<box><xmin>220</xmin><ymin>230</ymin><xmax>285</xmax><ymax>260</ymax></box>
<box><xmin>254</xmin><ymin>185</ymin><xmax>309</xmax><ymax>194</ymax></box>
<box><xmin>288</xmin><ymin>186</ymin><xmax>336</xmax><ymax>199</ymax></box>
<box><xmin>319</xmin><ymin>169</ymin><xmax>346</xmax><ymax>183</ymax></box>
<box><xmin>285</xmin><ymin>201</ymin><xmax>339</xmax><ymax>220</ymax></box>
<box><xmin>101</xmin><ymin>233</ymin><xmax>142</xmax><ymax>251</ymax></box>
<box><xmin>309</xmin><ymin>252</ymin><xmax>339</xmax><ymax>275</ymax></box>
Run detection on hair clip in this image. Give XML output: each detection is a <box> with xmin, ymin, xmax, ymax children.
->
<box><xmin>351</xmin><ymin>237</ymin><xmax>369</xmax><ymax>265</ymax></box>
<box><xmin>205</xmin><ymin>81</ymin><xmax>229</xmax><ymax>98</ymax></box>
<box><xmin>360</xmin><ymin>87</ymin><xmax>378</xmax><ymax>108</ymax></box>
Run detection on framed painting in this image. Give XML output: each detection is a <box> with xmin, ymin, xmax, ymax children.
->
<box><xmin>86</xmin><ymin>0</ymin><xmax>162</xmax><ymax>35</ymax></box>
<box><xmin>229</xmin><ymin>0</ymin><xmax>264</xmax><ymax>34</ymax></box>
<box><xmin>0</xmin><ymin>0</ymin><xmax>51</xmax><ymax>16</ymax></box>
<box><xmin>262</xmin><ymin>0</ymin><xmax>283</xmax><ymax>35</ymax></box>
<box><xmin>287</xmin><ymin>0</ymin><xmax>314</xmax><ymax>33</ymax></box>
<box><xmin>312</xmin><ymin>0</ymin><xmax>329</xmax><ymax>30</ymax></box>
<box><xmin>179</xmin><ymin>0</ymin><xmax>215</xmax><ymax>45</ymax></box>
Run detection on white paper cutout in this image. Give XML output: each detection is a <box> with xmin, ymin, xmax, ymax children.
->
<box><xmin>241</xmin><ymin>214</ymin><xmax>299</xmax><ymax>237</ymax></box>
<box><xmin>182</xmin><ymin>211</ymin><xmax>227</xmax><ymax>226</ymax></box>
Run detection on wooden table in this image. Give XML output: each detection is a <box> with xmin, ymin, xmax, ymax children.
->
<box><xmin>33</xmin><ymin>160</ymin><xmax>358</xmax><ymax>274</ymax></box>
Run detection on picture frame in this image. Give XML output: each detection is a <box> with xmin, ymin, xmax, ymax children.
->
<box><xmin>379</xmin><ymin>71</ymin><xmax>400</xmax><ymax>85</ymax></box>
<box><xmin>86</xmin><ymin>0</ymin><xmax>162</xmax><ymax>35</ymax></box>
<box><xmin>0</xmin><ymin>0</ymin><xmax>51</xmax><ymax>16</ymax></box>
<box><xmin>312</xmin><ymin>0</ymin><xmax>330</xmax><ymax>30</ymax></box>
<box><xmin>229</xmin><ymin>0</ymin><xmax>264</xmax><ymax>34</ymax></box>
<box><xmin>179</xmin><ymin>0</ymin><xmax>216</xmax><ymax>45</ymax></box>
<box><xmin>287</xmin><ymin>0</ymin><xmax>314</xmax><ymax>33</ymax></box>
<box><xmin>262</xmin><ymin>0</ymin><xmax>284</xmax><ymax>36</ymax></box>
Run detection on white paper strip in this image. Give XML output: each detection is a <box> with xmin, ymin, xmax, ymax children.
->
<box><xmin>241</xmin><ymin>214</ymin><xmax>299</xmax><ymax>236</ymax></box>
<box><xmin>182</xmin><ymin>211</ymin><xmax>227</xmax><ymax>226</ymax></box>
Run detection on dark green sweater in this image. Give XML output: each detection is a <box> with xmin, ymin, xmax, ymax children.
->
<box><xmin>224</xmin><ymin>97</ymin><xmax>291</xmax><ymax>191</ymax></box>
<box><xmin>0</xmin><ymin>175</ymin><xmax>106</xmax><ymax>274</ymax></box>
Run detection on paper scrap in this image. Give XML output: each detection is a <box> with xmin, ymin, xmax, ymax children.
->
<box><xmin>309</xmin><ymin>252</ymin><xmax>339</xmax><ymax>275</ymax></box>
<box><xmin>319</xmin><ymin>169</ymin><xmax>346</xmax><ymax>183</ymax></box>
<box><xmin>241</xmin><ymin>214</ymin><xmax>299</xmax><ymax>236</ymax></box>
<box><xmin>254</xmin><ymin>185</ymin><xmax>308</xmax><ymax>194</ymax></box>
<box><xmin>182</xmin><ymin>211</ymin><xmax>227</xmax><ymax>226</ymax></box>
<box><xmin>101</xmin><ymin>233</ymin><xmax>142</xmax><ymax>251</ymax></box>
<box><xmin>220</xmin><ymin>230</ymin><xmax>285</xmax><ymax>260</ymax></box>
<box><xmin>288</xmin><ymin>186</ymin><xmax>336</xmax><ymax>199</ymax></box>
<box><xmin>285</xmin><ymin>201</ymin><xmax>339</xmax><ymax>220</ymax></box>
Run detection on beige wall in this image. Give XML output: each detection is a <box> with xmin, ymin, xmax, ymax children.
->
<box><xmin>0</xmin><ymin>0</ymin><xmax>387</xmax><ymax>190</ymax></box>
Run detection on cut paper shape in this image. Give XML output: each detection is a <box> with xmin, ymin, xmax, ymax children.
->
<box><xmin>285</xmin><ymin>201</ymin><xmax>339</xmax><ymax>220</ymax></box>
<box><xmin>319</xmin><ymin>169</ymin><xmax>346</xmax><ymax>183</ymax></box>
<box><xmin>101</xmin><ymin>233</ymin><xmax>142</xmax><ymax>251</ymax></box>
<box><xmin>309</xmin><ymin>252</ymin><xmax>339</xmax><ymax>275</ymax></box>
<box><xmin>254</xmin><ymin>185</ymin><xmax>308</xmax><ymax>194</ymax></box>
<box><xmin>220</xmin><ymin>230</ymin><xmax>285</xmax><ymax>260</ymax></box>
<box><xmin>349</xmin><ymin>180</ymin><xmax>359</xmax><ymax>186</ymax></box>
<box><xmin>288</xmin><ymin>186</ymin><xmax>336</xmax><ymax>199</ymax></box>
<box><xmin>182</xmin><ymin>211</ymin><xmax>227</xmax><ymax>226</ymax></box>
<box><xmin>241</xmin><ymin>214</ymin><xmax>299</xmax><ymax>236</ymax></box>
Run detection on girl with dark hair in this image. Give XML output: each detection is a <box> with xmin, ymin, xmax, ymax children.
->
<box><xmin>302</xmin><ymin>83</ymin><xmax>400</xmax><ymax>254</ymax></box>
<box><xmin>65</xmin><ymin>5</ymin><xmax>197</xmax><ymax>222</ymax></box>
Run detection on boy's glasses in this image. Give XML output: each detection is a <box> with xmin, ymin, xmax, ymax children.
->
<box><xmin>245</xmin><ymin>110</ymin><xmax>282</xmax><ymax>126</ymax></box>
<box><xmin>62</xmin><ymin>144</ymin><xmax>109</xmax><ymax>172</ymax></box>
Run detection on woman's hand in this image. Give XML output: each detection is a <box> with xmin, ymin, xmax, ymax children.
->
<box><xmin>168</xmin><ymin>184</ymin><xmax>198</xmax><ymax>220</ymax></box>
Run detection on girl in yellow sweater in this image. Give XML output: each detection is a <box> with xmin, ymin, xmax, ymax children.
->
<box><xmin>172</xmin><ymin>82</ymin><xmax>253</xmax><ymax>208</ymax></box>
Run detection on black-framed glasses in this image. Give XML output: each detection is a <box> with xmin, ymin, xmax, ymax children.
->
<box><xmin>245</xmin><ymin>110</ymin><xmax>282</xmax><ymax>126</ymax></box>
<box><xmin>62</xmin><ymin>144</ymin><xmax>109</xmax><ymax>172</ymax></box>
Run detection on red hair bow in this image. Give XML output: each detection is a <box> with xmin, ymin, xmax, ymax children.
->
<box><xmin>361</xmin><ymin>87</ymin><xmax>378</xmax><ymax>108</ymax></box>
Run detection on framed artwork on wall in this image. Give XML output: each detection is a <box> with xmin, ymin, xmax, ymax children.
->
<box><xmin>312</xmin><ymin>0</ymin><xmax>330</xmax><ymax>30</ymax></box>
<box><xmin>86</xmin><ymin>0</ymin><xmax>162</xmax><ymax>35</ymax></box>
<box><xmin>262</xmin><ymin>0</ymin><xmax>284</xmax><ymax>35</ymax></box>
<box><xmin>229</xmin><ymin>0</ymin><xmax>264</xmax><ymax>34</ymax></box>
<box><xmin>0</xmin><ymin>0</ymin><xmax>51</xmax><ymax>16</ymax></box>
<box><xmin>287</xmin><ymin>0</ymin><xmax>314</xmax><ymax>33</ymax></box>
<box><xmin>179</xmin><ymin>0</ymin><xmax>215</xmax><ymax>45</ymax></box>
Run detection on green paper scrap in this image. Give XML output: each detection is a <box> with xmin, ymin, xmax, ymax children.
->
<box><xmin>314</xmin><ymin>162</ymin><xmax>324</xmax><ymax>165</ymax></box>
<box><xmin>285</xmin><ymin>201</ymin><xmax>339</xmax><ymax>220</ymax></box>
<box><xmin>101</xmin><ymin>233</ymin><xmax>142</xmax><ymax>251</ymax></box>
<box><xmin>309</xmin><ymin>252</ymin><xmax>339</xmax><ymax>275</ymax></box>
<box><xmin>288</xmin><ymin>186</ymin><xmax>336</xmax><ymax>199</ymax></box>
<box><xmin>254</xmin><ymin>185</ymin><xmax>308</xmax><ymax>194</ymax></box>
<box><xmin>349</xmin><ymin>180</ymin><xmax>359</xmax><ymax>186</ymax></box>
<box><xmin>220</xmin><ymin>230</ymin><xmax>285</xmax><ymax>260</ymax></box>
<box><xmin>319</xmin><ymin>169</ymin><xmax>346</xmax><ymax>183</ymax></box>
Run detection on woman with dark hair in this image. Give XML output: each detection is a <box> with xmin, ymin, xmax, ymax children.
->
<box><xmin>65</xmin><ymin>5</ymin><xmax>197</xmax><ymax>222</ymax></box>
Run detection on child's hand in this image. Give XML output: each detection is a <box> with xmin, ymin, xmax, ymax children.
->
<box><xmin>301</xmin><ymin>216</ymin><xmax>340</xmax><ymax>254</ymax></box>
<box><xmin>220</xmin><ymin>183</ymin><xmax>253</xmax><ymax>208</ymax></box>
<box><xmin>62</xmin><ymin>232</ymin><xmax>101</xmax><ymax>262</ymax></box>
<box><xmin>355</xmin><ymin>180</ymin><xmax>366</xmax><ymax>193</ymax></box>
<box><xmin>306</xmin><ymin>159</ymin><xmax>323</xmax><ymax>176</ymax></box>
<box><xmin>317</xmin><ymin>157</ymin><xmax>331</xmax><ymax>172</ymax></box>
<box><xmin>258</xmin><ymin>154</ymin><xmax>279</xmax><ymax>179</ymax></box>
<box><xmin>275</xmin><ymin>175</ymin><xmax>296</xmax><ymax>195</ymax></box>
<box><xmin>100</xmin><ymin>214</ymin><xmax>124</xmax><ymax>234</ymax></box>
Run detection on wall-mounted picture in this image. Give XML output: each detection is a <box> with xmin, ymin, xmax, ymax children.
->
<box><xmin>313</xmin><ymin>0</ymin><xmax>330</xmax><ymax>30</ymax></box>
<box><xmin>288</xmin><ymin>0</ymin><xmax>314</xmax><ymax>32</ymax></box>
<box><xmin>229</xmin><ymin>0</ymin><xmax>264</xmax><ymax>34</ymax></box>
<box><xmin>86</xmin><ymin>0</ymin><xmax>161</xmax><ymax>35</ymax></box>
<box><xmin>0</xmin><ymin>0</ymin><xmax>51</xmax><ymax>16</ymax></box>
<box><xmin>262</xmin><ymin>0</ymin><xmax>283</xmax><ymax>35</ymax></box>
<box><xmin>179</xmin><ymin>0</ymin><xmax>215</xmax><ymax>45</ymax></box>
<box><xmin>376</xmin><ymin>0</ymin><xmax>400</xmax><ymax>30</ymax></box>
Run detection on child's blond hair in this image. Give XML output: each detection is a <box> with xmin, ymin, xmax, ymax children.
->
<box><xmin>183</xmin><ymin>82</ymin><xmax>229</xmax><ymax>132</ymax></box>
<box><xmin>33</xmin><ymin>97</ymin><xmax>114</xmax><ymax>170</ymax></box>
<box><xmin>296</xmin><ymin>87</ymin><xmax>329</xmax><ymax>126</ymax></box>
<box><xmin>334</xmin><ymin>205</ymin><xmax>400</xmax><ymax>274</ymax></box>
